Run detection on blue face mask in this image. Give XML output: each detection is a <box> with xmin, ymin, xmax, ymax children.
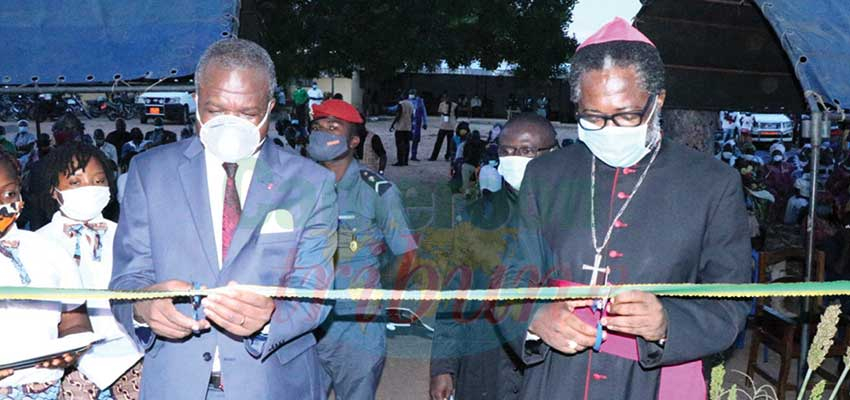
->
<box><xmin>307</xmin><ymin>130</ymin><xmax>349</xmax><ymax>162</ymax></box>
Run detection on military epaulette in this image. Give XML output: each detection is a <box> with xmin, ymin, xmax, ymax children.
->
<box><xmin>360</xmin><ymin>169</ymin><xmax>392</xmax><ymax>196</ymax></box>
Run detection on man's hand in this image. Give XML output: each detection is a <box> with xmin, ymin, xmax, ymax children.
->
<box><xmin>528</xmin><ymin>300</ymin><xmax>599</xmax><ymax>354</ymax></box>
<box><xmin>602</xmin><ymin>290</ymin><xmax>668</xmax><ymax>342</ymax></box>
<box><xmin>202</xmin><ymin>281</ymin><xmax>276</xmax><ymax>337</ymax></box>
<box><xmin>133</xmin><ymin>280</ymin><xmax>209</xmax><ymax>339</ymax></box>
<box><xmin>429</xmin><ymin>374</ymin><xmax>453</xmax><ymax>400</ymax></box>
<box><xmin>0</xmin><ymin>368</ymin><xmax>12</xmax><ymax>379</ymax></box>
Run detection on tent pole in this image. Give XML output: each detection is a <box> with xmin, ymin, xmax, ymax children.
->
<box><xmin>798</xmin><ymin>110</ymin><xmax>822</xmax><ymax>389</ymax></box>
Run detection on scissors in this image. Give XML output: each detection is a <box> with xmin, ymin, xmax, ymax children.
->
<box><xmin>191</xmin><ymin>282</ymin><xmax>203</xmax><ymax>335</ymax></box>
<box><xmin>590</xmin><ymin>270</ymin><xmax>613</xmax><ymax>352</ymax></box>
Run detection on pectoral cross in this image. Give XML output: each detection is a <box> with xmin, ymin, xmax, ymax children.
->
<box><xmin>582</xmin><ymin>252</ymin><xmax>610</xmax><ymax>286</ymax></box>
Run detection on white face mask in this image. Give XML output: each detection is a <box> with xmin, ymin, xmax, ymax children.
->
<box><xmin>58</xmin><ymin>186</ymin><xmax>111</xmax><ymax>221</ymax></box>
<box><xmin>199</xmin><ymin>103</ymin><xmax>271</xmax><ymax>162</ymax></box>
<box><xmin>772</xmin><ymin>155</ymin><xmax>784</xmax><ymax>163</ymax></box>
<box><xmin>721</xmin><ymin>151</ymin><xmax>734</xmax><ymax>160</ymax></box>
<box><xmin>578</xmin><ymin>101</ymin><xmax>659</xmax><ymax>168</ymax></box>
<box><xmin>498</xmin><ymin>156</ymin><xmax>532</xmax><ymax>190</ymax></box>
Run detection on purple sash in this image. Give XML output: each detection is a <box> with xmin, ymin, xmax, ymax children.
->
<box><xmin>549</xmin><ymin>279</ymin><xmax>706</xmax><ymax>400</ymax></box>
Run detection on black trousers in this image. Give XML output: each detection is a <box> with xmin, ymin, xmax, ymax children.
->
<box><xmin>430</xmin><ymin>129</ymin><xmax>454</xmax><ymax>160</ymax></box>
<box><xmin>395</xmin><ymin>130</ymin><xmax>412</xmax><ymax>165</ymax></box>
<box><xmin>295</xmin><ymin>103</ymin><xmax>308</xmax><ymax>124</ymax></box>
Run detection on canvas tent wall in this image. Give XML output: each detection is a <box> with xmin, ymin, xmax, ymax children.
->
<box><xmin>0</xmin><ymin>1</ymin><xmax>237</xmax><ymax>88</ymax></box>
<box><xmin>635</xmin><ymin>0</ymin><xmax>850</xmax><ymax>114</ymax></box>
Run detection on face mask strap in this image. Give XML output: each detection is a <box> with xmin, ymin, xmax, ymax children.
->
<box><xmin>642</xmin><ymin>99</ymin><xmax>662</xmax><ymax>148</ymax></box>
<box><xmin>257</xmin><ymin>101</ymin><xmax>274</xmax><ymax>128</ymax></box>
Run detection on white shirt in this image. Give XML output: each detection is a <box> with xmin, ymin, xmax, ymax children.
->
<box><xmin>0</xmin><ymin>225</ymin><xmax>84</xmax><ymax>387</ymax></box>
<box><xmin>37</xmin><ymin>213</ymin><xmax>142</xmax><ymax>389</ymax></box>
<box><xmin>98</xmin><ymin>142</ymin><xmax>119</xmax><ymax>167</ymax></box>
<box><xmin>307</xmin><ymin>87</ymin><xmax>324</xmax><ymax>108</ymax></box>
<box><xmin>204</xmin><ymin>150</ymin><xmax>255</xmax><ymax>268</ymax></box>
<box><xmin>13</xmin><ymin>130</ymin><xmax>35</xmax><ymax>148</ymax></box>
<box><xmin>203</xmin><ymin>148</ymin><xmax>257</xmax><ymax>373</ymax></box>
<box><xmin>739</xmin><ymin>115</ymin><xmax>755</xmax><ymax>130</ymax></box>
<box><xmin>121</xmin><ymin>140</ymin><xmax>150</xmax><ymax>158</ymax></box>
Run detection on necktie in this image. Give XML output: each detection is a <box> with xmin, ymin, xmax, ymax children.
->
<box><xmin>221</xmin><ymin>162</ymin><xmax>241</xmax><ymax>262</ymax></box>
<box><xmin>64</xmin><ymin>222</ymin><xmax>108</xmax><ymax>264</ymax></box>
<box><xmin>0</xmin><ymin>240</ymin><xmax>29</xmax><ymax>285</ymax></box>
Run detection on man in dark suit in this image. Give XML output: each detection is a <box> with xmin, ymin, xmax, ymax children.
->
<box><xmin>498</xmin><ymin>18</ymin><xmax>751</xmax><ymax>400</ymax></box>
<box><xmin>110</xmin><ymin>38</ymin><xmax>337</xmax><ymax>400</ymax></box>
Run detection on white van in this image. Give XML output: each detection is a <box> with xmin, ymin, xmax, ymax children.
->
<box><xmin>750</xmin><ymin>113</ymin><xmax>793</xmax><ymax>143</ymax></box>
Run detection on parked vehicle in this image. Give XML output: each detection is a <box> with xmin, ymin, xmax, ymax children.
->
<box><xmin>137</xmin><ymin>91</ymin><xmax>196</xmax><ymax>124</ymax></box>
<box><xmin>0</xmin><ymin>94</ymin><xmax>33</xmax><ymax>122</ymax></box>
<box><xmin>99</xmin><ymin>93</ymin><xmax>139</xmax><ymax>121</ymax></box>
<box><xmin>62</xmin><ymin>94</ymin><xmax>93</xmax><ymax>119</ymax></box>
<box><xmin>750</xmin><ymin>113</ymin><xmax>793</xmax><ymax>143</ymax></box>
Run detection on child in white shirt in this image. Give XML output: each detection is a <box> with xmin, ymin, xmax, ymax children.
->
<box><xmin>0</xmin><ymin>150</ymin><xmax>92</xmax><ymax>400</ymax></box>
<box><xmin>36</xmin><ymin>143</ymin><xmax>142</xmax><ymax>400</ymax></box>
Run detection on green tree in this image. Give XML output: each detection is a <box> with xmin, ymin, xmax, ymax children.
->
<box><xmin>248</xmin><ymin>0</ymin><xmax>578</xmax><ymax>81</ymax></box>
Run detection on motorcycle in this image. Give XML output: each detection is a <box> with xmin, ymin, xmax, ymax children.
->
<box><xmin>62</xmin><ymin>94</ymin><xmax>93</xmax><ymax>119</ymax></box>
<box><xmin>30</xmin><ymin>93</ymin><xmax>67</xmax><ymax>122</ymax></box>
<box><xmin>0</xmin><ymin>94</ymin><xmax>37</xmax><ymax>122</ymax></box>
<box><xmin>104</xmin><ymin>93</ymin><xmax>139</xmax><ymax>121</ymax></box>
<box><xmin>87</xmin><ymin>94</ymin><xmax>138</xmax><ymax>121</ymax></box>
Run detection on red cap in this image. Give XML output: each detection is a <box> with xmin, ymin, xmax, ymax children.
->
<box><xmin>311</xmin><ymin>99</ymin><xmax>364</xmax><ymax>124</ymax></box>
<box><xmin>576</xmin><ymin>17</ymin><xmax>655</xmax><ymax>51</ymax></box>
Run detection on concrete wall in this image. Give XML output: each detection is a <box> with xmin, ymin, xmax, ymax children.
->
<box><xmin>360</xmin><ymin>72</ymin><xmax>576</xmax><ymax>121</ymax></box>
<box><xmin>315</xmin><ymin>71</ymin><xmax>363</xmax><ymax>111</ymax></box>
<box><xmin>662</xmin><ymin>108</ymin><xmax>719</xmax><ymax>153</ymax></box>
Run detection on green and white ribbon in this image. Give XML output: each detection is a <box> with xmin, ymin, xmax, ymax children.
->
<box><xmin>2</xmin><ymin>281</ymin><xmax>849</xmax><ymax>302</ymax></box>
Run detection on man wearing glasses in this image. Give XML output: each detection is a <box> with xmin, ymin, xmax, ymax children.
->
<box><xmin>498</xmin><ymin>18</ymin><xmax>751</xmax><ymax>399</ymax></box>
<box><xmin>430</xmin><ymin>113</ymin><xmax>557</xmax><ymax>400</ymax></box>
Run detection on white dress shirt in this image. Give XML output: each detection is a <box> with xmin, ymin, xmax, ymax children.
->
<box><xmin>203</xmin><ymin>148</ymin><xmax>258</xmax><ymax>373</ymax></box>
<box><xmin>204</xmin><ymin>150</ymin><xmax>256</xmax><ymax>268</ymax></box>
<box><xmin>37</xmin><ymin>212</ymin><xmax>143</xmax><ymax>389</ymax></box>
<box><xmin>0</xmin><ymin>225</ymin><xmax>83</xmax><ymax>387</ymax></box>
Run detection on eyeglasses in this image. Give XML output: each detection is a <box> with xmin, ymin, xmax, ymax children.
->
<box><xmin>498</xmin><ymin>145</ymin><xmax>557</xmax><ymax>157</ymax></box>
<box><xmin>576</xmin><ymin>94</ymin><xmax>657</xmax><ymax>131</ymax></box>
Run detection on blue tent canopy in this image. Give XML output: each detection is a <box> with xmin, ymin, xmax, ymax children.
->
<box><xmin>753</xmin><ymin>0</ymin><xmax>850</xmax><ymax>111</ymax></box>
<box><xmin>0</xmin><ymin>1</ymin><xmax>237</xmax><ymax>85</ymax></box>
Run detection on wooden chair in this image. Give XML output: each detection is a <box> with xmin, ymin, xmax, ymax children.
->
<box><xmin>746</xmin><ymin>248</ymin><xmax>850</xmax><ymax>397</ymax></box>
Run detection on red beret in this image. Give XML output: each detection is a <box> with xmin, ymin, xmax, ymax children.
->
<box><xmin>311</xmin><ymin>99</ymin><xmax>364</xmax><ymax>124</ymax></box>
